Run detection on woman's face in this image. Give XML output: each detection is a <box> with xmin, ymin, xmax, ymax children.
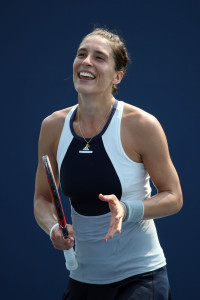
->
<box><xmin>73</xmin><ymin>35</ymin><xmax>119</xmax><ymax>96</ymax></box>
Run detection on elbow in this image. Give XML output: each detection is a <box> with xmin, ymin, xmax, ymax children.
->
<box><xmin>173</xmin><ymin>191</ymin><xmax>183</xmax><ymax>214</ymax></box>
<box><xmin>33</xmin><ymin>197</ymin><xmax>40</xmax><ymax>222</ymax></box>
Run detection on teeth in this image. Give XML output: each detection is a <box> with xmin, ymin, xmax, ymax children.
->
<box><xmin>79</xmin><ymin>72</ymin><xmax>95</xmax><ymax>79</ymax></box>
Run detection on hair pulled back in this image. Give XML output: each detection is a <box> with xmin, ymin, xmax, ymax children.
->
<box><xmin>82</xmin><ymin>28</ymin><xmax>130</xmax><ymax>94</ymax></box>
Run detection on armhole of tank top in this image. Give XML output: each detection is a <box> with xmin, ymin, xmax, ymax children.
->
<box><xmin>116</xmin><ymin>101</ymin><xmax>144</xmax><ymax>166</ymax></box>
<box><xmin>116</xmin><ymin>100</ymin><xmax>124</xmax><ymax>153</ymax></box>
<box><xmin>56</xmin><ymin>105</ymin><xmax>78</xmax><ymax>172</ymax></box>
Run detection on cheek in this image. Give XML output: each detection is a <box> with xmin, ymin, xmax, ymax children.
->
<box><xmin>73</xmin><ymin>61</ymin><xmax>80</xmax><ymax>84</ymax></box>
<box><xmin>73</xmin><ymin>61</ymin><xmax>78</xmax><ymax>84</ymax></box>
<box><xmin>73</xmin><ymin>58</ymin><xmax>79</xmax><ymax>72</ymax></box>
<box><xmin>104</xmin><ymin>68</ymin><xmax>116</xmax><ymax>82</ymax></box>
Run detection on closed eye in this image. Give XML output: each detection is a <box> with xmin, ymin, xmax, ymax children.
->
<box><xmin>96</xmin><ymin>56</ymin><xmax>104</xmax><ymax>60</ymax></box>
<box><xmin>77</xmin><ymin>53</ymin><xmax>85</xmax><ymax>57</ymax></box>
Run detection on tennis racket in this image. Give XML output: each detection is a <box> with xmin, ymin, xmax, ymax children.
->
<box><xmin>42</xmin><ymin>155</ymin><xmax>78</xmax><ymax>271</ymax></box>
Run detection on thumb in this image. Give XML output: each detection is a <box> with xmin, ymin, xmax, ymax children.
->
<box><xmin>98</xmin><ymin>194</ymin><xmax>116</xmax><ymax>204</ymax></box>
<box><xmin>99</xmin><ymin>194</ymin><xmax>109</xmax><ymax>202</ymax></box>
<box><xmin>99</xmin><ymin>193</ymin><xmax>107</xmax><ymax>201</ymax></box>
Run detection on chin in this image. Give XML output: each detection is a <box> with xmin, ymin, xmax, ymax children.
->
<box><xmin>75</xmin><ymin>84</ymin><xmax>97</xmax><ymax>95</ymax></box>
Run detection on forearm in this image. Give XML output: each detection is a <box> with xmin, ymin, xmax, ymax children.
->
<box><xmin>143</xmin><ymin>190</ymin><xmax>183</xmax><ymax>220</ymax></box>
<box><xmin>34</xmin><ymin>196</ymin><xmax>58</xmax><ymax>235</ymax></box>
<box><xmin>121</xmin><ymin>189</ymin><xmax>182</xmax><ymax>223</ymax></box>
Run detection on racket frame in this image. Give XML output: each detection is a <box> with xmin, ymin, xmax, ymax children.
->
<box><xmin>42</xmin><ymin>155</ymin><xmax>68</xmax><ymax>239</ymax></box>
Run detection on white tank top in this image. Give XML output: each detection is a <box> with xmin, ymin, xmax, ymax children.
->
<box><xmin>57</xmin><ymin>100</ymin><xmax>166</xmax><ymax>284</ymax></box>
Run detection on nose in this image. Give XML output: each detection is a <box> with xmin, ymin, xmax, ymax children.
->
<box><xmin>82</xmin><ymin>55</ymin><xmax>93</xmax><ymax>66</ymax></box>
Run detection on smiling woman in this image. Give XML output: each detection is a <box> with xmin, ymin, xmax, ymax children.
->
<box><xmin>75</xmin><ymin>28</ymin><xmax>129</xmax><ymax>95</ymax></box>
<box><xmin>73</xmin><ymin>33</ymin><xmax>125</xmax><ymax>97</ymax></box>
<box><xmin>34</xmin><ymin>27</ymin><xmax>182</xmax><ymax>300</ymax></box>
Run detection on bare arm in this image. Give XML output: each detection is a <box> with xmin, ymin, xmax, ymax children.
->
<box><xmin>34</xmin><ymin>115</ymin><xmax>59</xmax><ymax>233</ymax></box>
<box><xmin>100</xmin><ymin>106</ymin><xmax>183</xmax><ymax>240</ymax></box>
<box><xmin>139</xmin><ymin>115</ymin><xmax>183</xmax><ymax>219</ymax></box>
<box><xmin>34</xmin><ymin>111</ymin><xmax>74</xmax><ymax>250</ymax></box>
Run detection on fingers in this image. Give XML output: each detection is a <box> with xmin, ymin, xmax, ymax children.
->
<box><xmin>99</xmin><ymin>193</ymin><xmax>124</xmax><ymax>241</ymax></box>
<box><xmin>104</xmin><ymin>214</ymin><xmax>123</xmax><ymax>242</ymax></box>
<box><xmin>51</xmin><ymin>225</ymin><xmax>75</xmax><ymax>250</ymax></box>
<box><xmin>104</xmin><ymin>224</ymin><xmax>115</xmax><ymax>241</ymax></box>
<box><xmin>67</xmin><ymin>224</ymin><xmax>75</xmax><ymax>239</ymax></box>
<box><xmin>52</xmin><ymin>238</ymin><xmax>74</xmax><ymax>250</ymax></box>
<box><xmin>115</xmin><ymin>213</ymin><xmax>123</xmax><ymax>233</ymax></box>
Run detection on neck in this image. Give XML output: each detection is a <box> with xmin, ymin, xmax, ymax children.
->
<box><xmin>77</xmin><ymin>93</ymin><xmax>115</xmax><ymax>123</ymax></box>
<box><xmin>75</xmin><ymin>94</ymin><xmax>115</xmax><ymax>139</ymax></box>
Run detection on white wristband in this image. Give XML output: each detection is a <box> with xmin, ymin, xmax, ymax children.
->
<box><xmin>120</xmin><ymin>202</ymin><xmax>127</xmax><ymax>221</ymax></box>
<box><xmin>121</xmin><ymin>200</ymin><xmax>144</xmax><ymax>223</ymax></box>
<box><xmin>49</xmin><ymin>223</ymin><xmax>59</xmax><ymax>240</ymax></box>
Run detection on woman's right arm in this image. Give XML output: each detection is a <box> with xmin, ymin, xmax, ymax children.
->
<box><xmin>34</xmin><ymin>113</ymin><xmax>74</xmax><ymax>250</ymax></box>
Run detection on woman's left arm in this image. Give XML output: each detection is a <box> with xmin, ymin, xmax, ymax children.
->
<box><xmin>99</xmin><ymin>111</ymin><xmax>183</xmax><ymax>240</ymax></box>
<box><xmin>139</xmin><ymin>115</ymin><xmax>183</xmax><ymax>219</ymax></box>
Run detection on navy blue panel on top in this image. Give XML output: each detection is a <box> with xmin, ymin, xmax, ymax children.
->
<box><xmin>60</xmin><ymin>100</ymin><xmax>122</xmax><ymax>216</ymax></box>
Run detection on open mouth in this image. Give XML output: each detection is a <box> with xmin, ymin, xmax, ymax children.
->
<box><xmin>78</xmin><ymin>71</ymin><xmax>96</xmax><ymax>80</ymax></box>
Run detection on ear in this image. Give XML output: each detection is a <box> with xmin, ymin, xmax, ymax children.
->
<box><xmin>112</xmin><ymin>71</ymin><xmax>124</xmax><ymax>85</ymax></box>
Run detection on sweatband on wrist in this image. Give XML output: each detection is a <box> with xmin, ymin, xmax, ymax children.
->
<box><xmin>120</xmin><ymin>202</ymin><xmax>127</xmax><ymax>221</ymax></box>
<box><xmin>121</xmin><ymin>200</ymin><xmax>144</xmax><ymax>223</ymax></box>
<box><xmin>49</xmin><ymin>223</ymin><xmax>59</xmax><ymax>240</ymax></box>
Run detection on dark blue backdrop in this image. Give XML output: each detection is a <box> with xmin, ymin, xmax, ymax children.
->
<box><xmin>1</xmin><ymin>1</ymin><xmax>199</xmax><ymax>299</ymax></box>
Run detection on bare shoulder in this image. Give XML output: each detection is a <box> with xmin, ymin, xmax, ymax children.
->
<box><xmin>39</xmin><ymin>106</ymin><xmax>74</xmax><ymax>157</ymax></box>
<box><xmin>123</xmin><ymin>102</ymin><xmax>161</xmax><ymax>130</ymax></box>
<box><xmin>41</xmin><ymin>106</ymin><xmax>73</xmax><ymax>132</ymax></box>
<box><xmin>121</xmin><ymin>102</ymin><xmax>168</xmax><ymax>159</ymax></box>
<box><xmin>122</xmin><ymin>102</ymin><xmax>166</xmax><ymax>140</ymax></box>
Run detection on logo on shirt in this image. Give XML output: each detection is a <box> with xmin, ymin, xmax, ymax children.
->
<box><xmin>79</xmin><ymin>145</ymin><xmax>93</xmax><ymax>154</ymax></box>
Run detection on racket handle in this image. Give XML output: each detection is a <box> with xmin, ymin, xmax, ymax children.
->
<box><xmin>63</xmin><ymin>248</ymin><xmax>78</xmax><ymax>271</ymax></box>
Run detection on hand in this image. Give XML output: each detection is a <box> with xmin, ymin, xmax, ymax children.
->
<box><xmin>51</xmin><ymin>224</ymin><xmax>75</xmax><ymax>250</ymax></box>
<box><xmin>99</xmin><ymin>194</ymin><xmax>125</xmax><ymax>242</ymax></box>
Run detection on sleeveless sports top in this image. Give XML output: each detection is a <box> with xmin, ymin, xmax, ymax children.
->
<box><xmin>57</xmin><ymin>100</ymin><xmax>166</xmax><ymax>284</ymax></box>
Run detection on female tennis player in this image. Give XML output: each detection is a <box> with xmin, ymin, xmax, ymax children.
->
<box><xmin>34</xmin><ymin>28</ymin><xmax>183</xmax><ymax>299</ymax></box>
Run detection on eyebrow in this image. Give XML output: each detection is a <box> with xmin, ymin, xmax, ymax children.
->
<box><xmin>77</xmin><ymin>48</ymin><xmax>109</xmax><ymax>58</ymax></box>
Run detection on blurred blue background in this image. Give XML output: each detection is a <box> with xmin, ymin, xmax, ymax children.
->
<box><xmin>1</xmin><ymin>0</ymin><xmax>199</xmax><ymax>299</ymax></box>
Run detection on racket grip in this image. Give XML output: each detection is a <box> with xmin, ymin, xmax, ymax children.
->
<box><xmin>63</xmin><ymin>248</ymin><xmax>78</xmax><ymax>271</ymax></box>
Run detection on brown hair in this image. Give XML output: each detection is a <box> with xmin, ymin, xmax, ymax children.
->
<box><xmin>81</xmin><ymin>28</ymin><xmax>130</xmax><ymax>94</ymax></box>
